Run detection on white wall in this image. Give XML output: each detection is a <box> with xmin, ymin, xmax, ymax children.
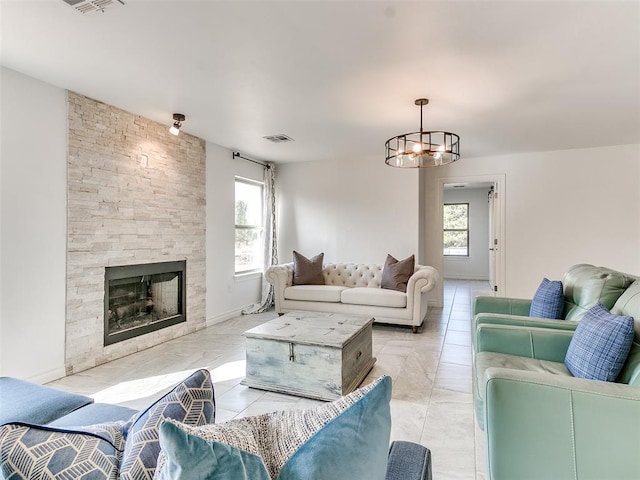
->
<box><xmin>443</xmin><ymin>187</ymin><xmax>491</xmax><ymax>280</ymax></box>
<box><xmin>276</xmin><ymin>156</ymin><xmax>420</xmax><ymax>266</ymax></box>
<box><xmin>0</xmin><ymin>68</ymin><xmax>264</xmax><ymax>381</ymax></box>
<box><xmin>423</xmin><ymin>144</ymin><xmax>640</xmax><ymax>302</ymax></box>
<box><xmin>0</xmin><ymin>67</ymin><xmax>67</xmax><ymax>381</ymax></box>
<box><xmin>206</xmin><ymin>144</ymin><xmax>263</xmax><ymax>325</ymax></box>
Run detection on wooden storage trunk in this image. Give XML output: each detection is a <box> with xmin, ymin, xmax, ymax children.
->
<box><xmin>242</xmin><ymin>311</ymin><xmax>376</xmax><ymax>401</ymax></box>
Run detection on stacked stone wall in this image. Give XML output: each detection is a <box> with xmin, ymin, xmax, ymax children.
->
<box><xmin>66</xmin><ymin>92</ymin><xmax>206</xmax><ymax>374</ymax></box>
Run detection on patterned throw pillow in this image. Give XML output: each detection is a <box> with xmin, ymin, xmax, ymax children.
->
<box><xmin>565</xmin><ymin>303</ymin><xmax>635</xmax><ymax>381</ymax></box>
<box><xmin>0</xmin><ymin>421</ymin><xmax>126</xmax><ymax>480</ymax></box>
<box><xmin>381</xmin><ymin>254</ymin><xmax>415</xmax><ymax>292</ymax></box>
<box><xmin>292</xmin><ymin>251</ymin><xmax>325</xmax><ymax>285</ymax></box>
<box><xmin>530</xmin><ymin>278</ymin><xmax>564</xmax><ymax>319</ymax></box>
<box><xmin>119</xmin><ymin>368</ymin><xmax>215</xmax><ymax>480</ymax></box>
<box><xmin>154</xmin><ymin>376</ymin><xmax>392</xmax><ymax>480</ymax></box>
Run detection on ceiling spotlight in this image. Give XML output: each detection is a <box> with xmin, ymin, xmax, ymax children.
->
<box><xmin>169</xmin><ymin>113</ymin><xmax>185</xmax><ymax>136</ymax></box>
<box><xmin>385</xmin><ymin>98</ymin><xmax>460</xmax><ymax>167</ymax></box>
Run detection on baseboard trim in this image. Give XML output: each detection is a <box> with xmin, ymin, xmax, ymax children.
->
<box><xmin>444</xmin><ymin>275</ymin><xmax>489</xmax><ymax>281</ymax></box>
<box><xmin>27</xmin><ymin>366</ymin><xmax>67</xmax><ymax>384</ymax></box>
<box><xmin>206</xmin><ymin>305</ymin><xmax>254</xmax><ymax>327</ymax></box>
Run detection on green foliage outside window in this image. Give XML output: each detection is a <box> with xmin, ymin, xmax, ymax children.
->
<box><xmin>443</xmin><ymin>203</ymin><xmax>469</xmax><ymax>256</ymax></box>
<box><xmin>235</xmin><ymin>179</ymin><xmax>264</xmax><ymax>273</ymax></box>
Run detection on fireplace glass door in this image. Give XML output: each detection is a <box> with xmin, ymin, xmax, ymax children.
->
<box><xmin>104</xmin><ymin>260</ymin><xmax>186</xmax><ymax>345</ymax></box>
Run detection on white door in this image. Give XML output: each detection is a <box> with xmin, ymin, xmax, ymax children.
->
<box><xmin>488</xmin><ymin>186</ymin><xmax>498</xmax><ymax>292</ymax></box>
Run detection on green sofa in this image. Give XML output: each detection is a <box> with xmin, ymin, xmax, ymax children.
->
<box><xmin>472</xmin><ymin>265</ymin><xmax>640</xmax><ymax>480</ymax></box>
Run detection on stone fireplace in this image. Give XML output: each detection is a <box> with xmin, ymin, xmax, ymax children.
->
<box><xmin>66</xmin><ymin>92</ymin><xmax>206</xmax><ymax>375</ymax></box>
<box><xmin>104</xmin><ymin>261</ymin><xmax>186</xmax><ymax>346</ymax></box>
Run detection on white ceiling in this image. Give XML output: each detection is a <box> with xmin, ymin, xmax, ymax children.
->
<box><xmin>1</xmin><ymin>0</ymin><xmax>639</xmax><ymax>164</ymax></box>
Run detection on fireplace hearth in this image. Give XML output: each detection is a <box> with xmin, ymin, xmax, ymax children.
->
<box><xmin>104</xmin><ymin>261</ymin><xmax>186</xmax><ymax>346</ymax></box>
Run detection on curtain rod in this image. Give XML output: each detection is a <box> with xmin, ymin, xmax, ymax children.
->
<box><xmin>232</xmin><ymin>152</ymin><xmax>271</xmax><ymax>169</ymax></box>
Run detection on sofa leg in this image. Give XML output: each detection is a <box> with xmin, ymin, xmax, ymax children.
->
<box><xmin>412</xmin><ymin>326</ymin><xmax>418</xmax><ymax>334</ymax></box>
<box><xmin>278</xmin><ymin>313</ymin><xmax>284</xmax><ymax>316</ymax></box>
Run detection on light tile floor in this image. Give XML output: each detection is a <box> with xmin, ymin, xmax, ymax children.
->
<box><xmin>49</xmin><ymin>280</ymin><xmax>493</xmax><ymax>479</ymax></box>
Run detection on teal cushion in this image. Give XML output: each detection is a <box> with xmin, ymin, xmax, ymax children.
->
<box><xmin>565</xmin><ymin>303</ymin><xmax>635</xmax><ymax>381</ymax></box>
<box><xmin>155</xmin><ymin>376</ymin><xmax>392</xmax><ymax>480</ymax></box>
<box><xmin>278</xmin><ymin>376</ymin><xmax>391</xmax><ymax>480</ymax></box>
<box><xmin>119</xmin><ymin>368</ymin><xmax>215</xmax><ymax>480</ymax></box>
<box><xmin>0</xmin><ymin>421</ymin><xmax>125</xmax><ymax>479</ymax></box>
<box><xmin>159</xmin><ymin>421</ymin><xmax>271</xmax><ymax>480</ymax></box>
<box><xmin>529</xmin><ymin>278</ymin><xmax>564</xmax><ymax>319</ymax></box>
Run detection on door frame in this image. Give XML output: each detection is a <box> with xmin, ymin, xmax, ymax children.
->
<box><xmin>437</xmin><ymin>174</ymin><xmax>506</xmax><ymax>295</ymax></box>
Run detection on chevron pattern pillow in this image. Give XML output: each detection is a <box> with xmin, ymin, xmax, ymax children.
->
<box><xmin>0</xmin><ymin>421</ymin><xmax>126</xmax><ymax>480</ymax></box>
<box><xmin>119</xmin><ymin>368</ymin><xmax>215</xmax><ymax>480</ymax></box>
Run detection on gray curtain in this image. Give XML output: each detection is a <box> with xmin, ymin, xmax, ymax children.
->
<box><xmin>243</xmin><ymin>162</ymin><xmax>277</xmax><ymax>314</ymax></box>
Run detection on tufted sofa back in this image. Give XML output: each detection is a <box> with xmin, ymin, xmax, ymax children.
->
<box><xmin>562</xmin><ymin>264</ymin><xmax>636</xmax><ymax>321</ymax></box>
<box><xmin>323</xmin><ymin>263</ymin><xmax>383</xmax><ymax>288</ymax></box>
<box><xmin>612</xmin><ymin>279</ymin><xmax>640</xmax><ymax>386</ymax></box>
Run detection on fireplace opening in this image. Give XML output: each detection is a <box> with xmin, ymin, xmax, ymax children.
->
<box><xmin>104</xmin><ymin>260</ymin><xmax>186</xmax><ymax>346</ymax></box>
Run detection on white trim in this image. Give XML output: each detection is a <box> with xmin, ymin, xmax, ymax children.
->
<box><xmin>437</xmin><ymin>174</ymin><xmax>506</xmax><ymax>297</ymax></box>
<box><xmin>444</xmin><ymin>274</ymin><xmax>490</xmax><ymax>281</ymax></box>
<box><xmin>27</xmin><ymin>366</ymin><xmax>67</xmax><ymax>384</ymax></box>
<box><xmin>234</xmin><ymin>271</ymin><xmax>263</xmax><ymax>282</ymax></box>
<box><xmin>206</xmin><ymin>305</ymin><xmax>255</xmax><ymax>327</ymax></box>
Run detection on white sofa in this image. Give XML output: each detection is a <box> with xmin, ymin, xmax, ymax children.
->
<box><xmin>265</xmin><ymin>262</ymin><xmax>439</xmax><ymax>332</ymax></box>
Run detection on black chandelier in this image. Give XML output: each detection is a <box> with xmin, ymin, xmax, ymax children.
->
<box><xmin>385</xmin><ymin>98</ymin><xmax>460</xmax><ymax>167</ymax></box>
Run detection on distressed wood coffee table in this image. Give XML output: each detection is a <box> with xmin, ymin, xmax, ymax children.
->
<box><xmin>242</xmin><ymin>311</ymin><xmax>376</xmax><ymax>401</ymax></box>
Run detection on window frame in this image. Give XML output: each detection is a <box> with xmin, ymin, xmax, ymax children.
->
<box><xmin>443</xmin><ymin>202</ymin><xmax>470</xmax><ymax>257</ymax></box>
<box><xmin>234</xmin><ymin>176</ymin><xmax>265</xmax><ymax>275</ymax></box>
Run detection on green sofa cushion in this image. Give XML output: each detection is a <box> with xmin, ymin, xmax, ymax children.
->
<box><xmin>612</xmin><ymin>280</ymin><xmax>640</xmax><ymax>385</ymax></box>
<box><xmin>562</xmin><ymin>264</ymin><xmax>634</xmax><ymax>321</ymax></box>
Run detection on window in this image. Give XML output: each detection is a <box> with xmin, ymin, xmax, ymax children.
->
<box><xmin>235</xmin><ymin>177</ymin><xmax>264</xmax><ymax>274</ymax></box>
<box><xmin>443</xmin><ymin>203</ymin><xmax>469</xmax><ymax>256</ymax></box>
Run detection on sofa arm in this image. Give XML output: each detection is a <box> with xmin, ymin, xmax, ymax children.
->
<box><xmin>407</xmin><ymin>266</ymin><xmax>439</xmax><ymax>294</ymax></box>
<box><xmin>476</xmin><ymin>324</ymin><xmax>574</xmax><ymax>361</ymax></box>
<box><xmin>484</xmin><ymin>368</ymin><xmax>640</xmax><ymax>480</ymax></box>
<box><xmin>474</xmin><ymin>313</ymin><xmax>579</xmax><ymax>331</ymax></box>
<box><xmin>265</xmin><ymin>263</ymin><xmax>293</xmax><ymax>287</ymax></box>
<box><xmin>405</xmin><ymin>266</ymin><xmax>439</xmax><ymax>329</ymax></box>
<box><xmin>472</xmin><ymin>314</ymin><xmax>579</xmax><ymax>351</ymax></box>
<box><xmin>265</xmin><ymin>263</ymin><xmax>294</xmax><ymax>313</ymax></box>
<box><xmin>473</xmin><ymin>296</ymin><xmax>532</xmax><ymax>316</ymax></box>
<box><xmin>386</xmin><ymin>441</ymin><xmax>432</xmax><ymax>480</ymax></box>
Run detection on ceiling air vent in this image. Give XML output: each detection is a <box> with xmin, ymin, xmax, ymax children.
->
<box><xmin>263</xmin><ymin>134</ymin><xmax>294</xmax><ymax>144</ymax></box>
<box><xmin>62</xmin><ymin>0</ymin><xmax>124</xmax><ymax>14</ymax></box>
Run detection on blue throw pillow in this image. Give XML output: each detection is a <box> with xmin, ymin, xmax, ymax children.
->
<box><xmin>565</xmin><ymin>303</ymin><xmax>635</xmax><ymax>381</ymax></box>
<box><xmin>119</xmin><ymin>368</ymin><xmax>215</xmax><ymax>480</ymax></box>
<box><xmin>530</xmin><ymin>278</ymin><xmax>564</xmax><ymax>319</ymax></box>
<box><xmin>0</xmin><ymin>421</ymin><xmax>125</xmax><ymax>479</ymax></box>
<box><xmin>155</xmin><ymin>376</ymin><xmax>392</xmax><ymax>480</ymax></box>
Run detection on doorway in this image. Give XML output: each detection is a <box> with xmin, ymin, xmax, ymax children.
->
<box><xmin>438</xmin><ymin>175</ymin><xmax>505</xmax><ymax>294</ymax></box>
